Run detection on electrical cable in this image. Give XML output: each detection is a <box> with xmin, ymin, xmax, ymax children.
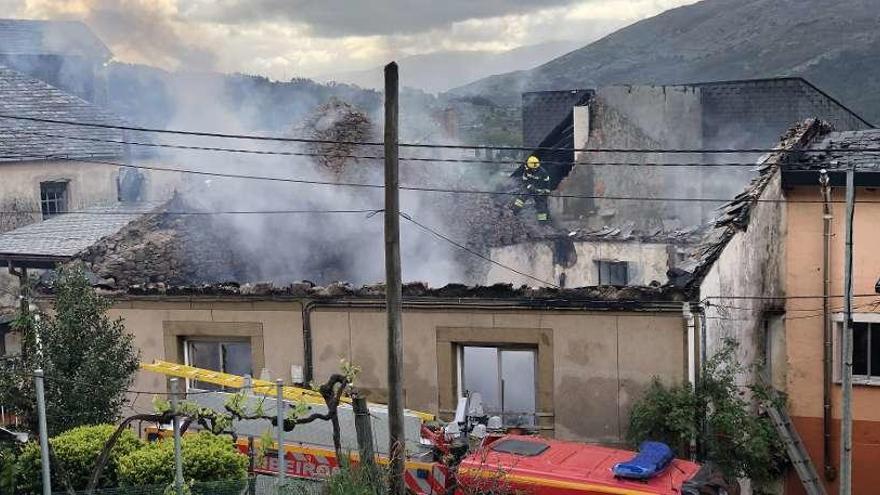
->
<box><xmin>399</xmin><ymin>211</ymin><xmax>559</xmax><ymax>288</ymax></box>
<box><xmin>3</xmin><ymin>113</ymin><xmax>880</xmax><ymax>154</ymax></box>
<box><xmin>3</xmin><ymin>152</ymin><xmax>877</xmax><ymax>206</ymax></box>
<box><xmin>0</xmin><ymin>208</ymin><xmax>384</xmax><ymax>217</ymax></box>
<box><xmin>10</xmin><ymin>127</ymin><xmax>781</xmax><ymax>168</ymax></box>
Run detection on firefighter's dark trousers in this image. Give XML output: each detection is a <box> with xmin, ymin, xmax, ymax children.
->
<box><xmin>512</xmin><ymin>193</ymin><xmax>550</xmax><ymax>221</ymax></box>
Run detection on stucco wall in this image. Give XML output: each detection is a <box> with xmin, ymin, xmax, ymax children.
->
<box><xmin>0</xmin><ymin>160</ymin><xmax>119</xmax><ymax>230</ymax></box>
<box><xmin>699</xmin><ymin>169</ymin><xmax>786</xmax><ymax>385</ymax></box>
<box><xmin>558</xmin><ymin>85</ymin><xmax>705</xmax><ymax>229</ymax></box>
<box><xmin>784</xmin><ymin>187</ymin><xmax>880</xmax><ymax>495</ymax></box>
<box><xmin>785</xmin><ymin>187</ymin><xmax>880</xmax><ymax>421</ymax></box>
<box><xmin>486</xmin><ymin>240</ymin><xmax>671</xmax><ymax>288</ymax></box>
<box><xmin>108</xmin><ymin>299</ymin><xmax>305</xmax><ymax>421</ymax></box>
<box><xmin>110</xmin><ymin>298</ymin><xmax>687</xmax><ymax>444</ymax></box>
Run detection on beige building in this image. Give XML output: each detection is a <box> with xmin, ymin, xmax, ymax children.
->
<box><xmin>107</xmin><ymin>285</ymin><xmax>693</xmax><ymax>444</ymax></box>
<box><xmin>695</xmin><ymin>120</ymin><xmax>880</xmax><ymax>495</ymax></box>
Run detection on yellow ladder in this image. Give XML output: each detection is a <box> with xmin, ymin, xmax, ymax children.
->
<box><xmin>141</xmin><ymin>360</ymin><xmax>434</xmax><ymax>421</ymax></box>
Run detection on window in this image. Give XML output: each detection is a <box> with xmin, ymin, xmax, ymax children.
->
<box><xmin>851</xmin><ymin>322</ymin><xmax>880</xmax><ymax>380</ymax></box>
<box><xmin>184</xmin><ymin>339</ymin><xmax>252</xmax><ymax>390</ymax></box>
<box><xmin>460</xmin><ymin>346</ymin><xmax>536</xmax><ymax>427</ymax></box>
<box><xmin>596</xmin><ymin>260</ymin><xmax>628</xmax><ymax>286</ymax></box>
<box><xmin>40</xmin><ymin>181</ymin><xmax>68</xmax><ymax>219</ymax></box>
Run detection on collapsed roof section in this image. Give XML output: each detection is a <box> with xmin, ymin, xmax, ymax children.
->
<box><xmin>115</xmin><ymin>280</ymin><xmax>689</xmax><ymax>308</ymax></box>
<box><xmin>0</xmin><ymin>202</ymin><xmax>164</xmax><ymax>269</ymax></box>
<box><xmin>686</xmin><ymin>119</ymin><xmax>832</xmax><ymax>288</ymax></box>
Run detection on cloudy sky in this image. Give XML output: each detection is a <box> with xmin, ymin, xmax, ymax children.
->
<box><xmin>1</xmin><ymin>0</ymin><xmax>698</xmax><ymax>79</ymax></box>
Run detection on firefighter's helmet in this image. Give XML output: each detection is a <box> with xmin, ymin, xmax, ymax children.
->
<box><xmin>526</xmin><ymin>155</ymin><xmax>540</xmax><ymax>169</ymax></box>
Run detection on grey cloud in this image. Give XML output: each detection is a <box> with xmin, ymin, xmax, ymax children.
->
<box><xmin>84</xmin><ymin>0</ymin><xmax>217</xmax><ymax>70</ymax></box>
<box><xmin>183</xmin><ymin>0</ymin><xmax>580</xmax><ymax>36</ymax></box>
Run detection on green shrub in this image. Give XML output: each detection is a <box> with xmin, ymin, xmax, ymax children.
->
<box><xmin>117</xmin><ymin>432</ymin><xmax>247</xmax><ymax>488</ymax></box>
<box><xmin>15</xmin><ymin>424</ymin><xmax>143</xmax><ymax>494</ymax></box>
<box><xmin>627</xmin><ymin>339</ymin><xmax>787</xmax><ymax>484</ymax></box>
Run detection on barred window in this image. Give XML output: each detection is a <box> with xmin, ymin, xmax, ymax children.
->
<box><xmin>40</xmin><ymin>181</ymin><xmax>68</xmax><ymax>219</ymax></box>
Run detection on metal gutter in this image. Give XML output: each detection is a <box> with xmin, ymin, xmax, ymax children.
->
<box><xmin>819</xmin><ymin>169</ymin><xmax>836</xmax><ymax>481</ymax></box>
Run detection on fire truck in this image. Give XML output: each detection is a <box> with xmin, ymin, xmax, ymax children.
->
<box><xmin>143</xmin><ymin>361</ymin><xmax>736</xmax><ymax>495</ymax></box>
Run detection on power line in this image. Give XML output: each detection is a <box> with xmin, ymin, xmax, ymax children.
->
<box><xmin>0</xmin><ymin>208</ymin><xmax>383</xmax><ymax>217</ymax></box>
<box><xmin>399</xmin><ymin>212</ymin><xmax>559</xmax><ymax>288</ymax></box>
<box><xmin>12</xmin><ymin>128</ymin><xmax>775</xmax><ymax>168</ymax></box>
<box><xmin>3</xmin><ymin>113</ymin><xmax>880</xmax><ymax>154</ymax></box>
<box><xmin>6</xmin><ymin>152</ymin><xmax>880</xmax><ymax>206</ymax></box>
<box><xmin>702</xmin><ymin>293</ymin><xmax>880</xmax><ymax>301</ymax></box>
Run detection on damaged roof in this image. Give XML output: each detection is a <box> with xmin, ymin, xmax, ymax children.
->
<box><xmin>562</xmin><ymin>224</ymin><xmax>703</xmax><ymax>244</ymax></box>
<box><xmin>687</xmin><ymin>119</ymin><xmax>831</xmax><ymax>288</ymax></box>
<box><xmin>781</xmin><ymin>128</ymin><xmax>880</xmax><ymax>186</ymax></box>
<box><xmin>111</xmin><ymin>280</ymin><xmax>688</xmax><ymax>308</ymax></box>
<box><xmin>0</xmin><ymin>18</ymin><xmax>111</xmax><ymax>59</ymax></box>
<box><xmin>0</xmin><ymin>66</ymin><xmax>126</xmax><ymax>161</ymax></box>
<box><xmin>0</xmin><ymin>203</ymin><xmax>162</xmax><ymax>268</ymax></box>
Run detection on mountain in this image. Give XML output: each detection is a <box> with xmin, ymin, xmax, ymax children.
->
<box><xmin>450</xmin><ymin>0</ymin><xmax>880</xmax><ymax>124</ymax></box>
<box><xmin>318</xmin><ymin>40</ymin><xmax>586</xmax><ymax>94</ymax></box>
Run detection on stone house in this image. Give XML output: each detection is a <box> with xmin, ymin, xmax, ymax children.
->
<box><xmin>522</xmin><ymin>77</ymin><xmax>873</xmax><ymax>230</ymax></box>
<box><xmin>489</xmin><ymin>77</ymin><xmax>873</xmax><ymax>300</ymax></box>
<box><xmin>0</xmin><ymin>65</ymin><xmax>182</xmax><ymax>319</ymax></box>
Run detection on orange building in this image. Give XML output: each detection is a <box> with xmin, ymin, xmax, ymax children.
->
<box><xmin>695</xmin><ymin>120</ymin><xmax>880</xmax><ymax>495</ymax></box>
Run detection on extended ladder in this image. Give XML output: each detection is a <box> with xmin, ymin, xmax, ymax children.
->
<box><xmin>141</xmin><ymin>360</ymin><xmax>435</xmax><ymax>421</ymax></box>
<box><xmin>763</xmin><ymin>388</ymin><xmax>827</xmax><ymax>495</ymax></box>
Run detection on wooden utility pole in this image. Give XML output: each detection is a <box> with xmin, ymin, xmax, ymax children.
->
<box><xmin>352</xmin><ymin>394</ymin><xmax>376</xmax><ymax>471</ymax></box>
<box><xmin>840</xmin><ymin>164</ymin><xmax>856</xmax><ymax>495</ymax></box>
<box><xmin>384</xmin><ymin>61</ymin><xmax>405</xmax><ymax>495</ymax></box>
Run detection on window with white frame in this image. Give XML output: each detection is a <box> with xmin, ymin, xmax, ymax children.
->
<box><xmin>851</xmin><ymin>322</ymin><xmax>880</xmax><ymax>380</ymax></box>
<box><xmin>184</xmin><ymin>339</ymin><xmax>252</xmax><ymax>390</ymax></box>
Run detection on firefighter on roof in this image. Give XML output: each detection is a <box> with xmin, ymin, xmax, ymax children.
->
<box><xmin>511</xmin><ymin>155</ymin><xmax>551</xmax><ymax>222</ymax></box>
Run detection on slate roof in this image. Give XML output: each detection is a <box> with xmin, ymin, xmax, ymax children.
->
<box><xmin>521</xmin><ymin>89</ymin><xmax>592</xmax><ymax>148</ymax></box>
<box><xmin>0</xmin><ymin>202</ymin><xmax>162</xmax><ymax>262</ymax></box>
<box><xmin>0</xmin><ymin>66</ymin><xmax>124</xmax><ymax>161</ymax></box>
<box><xmin>784</xmin><ymin>129</ymin><xmax>880</xmax><ymax>172</ymax></box>
<box><xmin>0</xmin><ymin>18</ymin><xmax>111</xmax><ymax>59</ymax></box>
<box><xmin>687</xmin><ymin>119</ymin><xmax>831</xmax><ymax>289</ymax></box>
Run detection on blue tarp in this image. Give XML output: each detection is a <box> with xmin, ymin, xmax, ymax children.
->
<box><xmin>612</xmin><ymin>441</ymin><xmax>674</xmax><ymax>479</ymax></box>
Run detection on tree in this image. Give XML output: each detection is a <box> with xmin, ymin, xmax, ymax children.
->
<box><xmin>0</xmin><ymin>263</ymin><xmax>140</xmax><ymax>434</ymax></box>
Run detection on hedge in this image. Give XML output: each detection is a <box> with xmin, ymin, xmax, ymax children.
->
<box><xmin>15</xmin><ymin>424</ymin><xmax>143</xmax><ymax>494</ymax></box>
<box><xmin>117</xmin><ymin>432</ymin><xmax>247</xmax><ymax>487</ymax></box>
